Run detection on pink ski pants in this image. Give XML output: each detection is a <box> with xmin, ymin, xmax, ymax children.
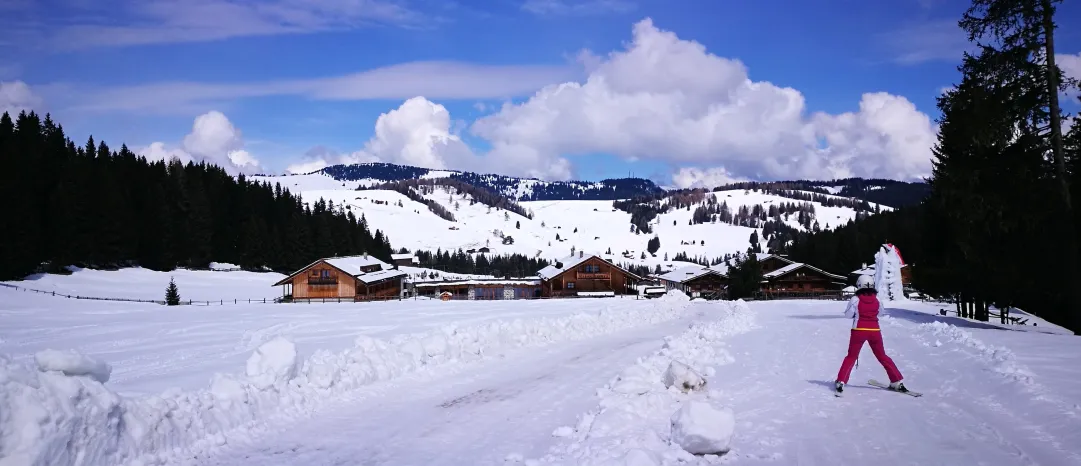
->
<box><xmin>836</xmin><ymin>330</ymin><xmax>903</xmax><ymax>384</ymax></box>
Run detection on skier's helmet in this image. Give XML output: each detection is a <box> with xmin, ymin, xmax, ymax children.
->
<box><xmin>855</xmin><ymin>274</ymin><xmax>875</xmax><ymax>292</ymax></box>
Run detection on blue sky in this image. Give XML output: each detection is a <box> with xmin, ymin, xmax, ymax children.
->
<box><xmin>1</xmin><ymin>0</ymin><xmax>1079</xmax><ymax>185</ymax></box>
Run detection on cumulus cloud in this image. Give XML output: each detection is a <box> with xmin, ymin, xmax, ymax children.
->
<box><xmin>0</xmin><ymin>80</ymin><xmax>42</xmax><ymax>116</ymax></box>
<box><xmin>467</xmin><ymin>18</ymin><xmax>937</xmax><ymax>184</ymax></box>
<box><xmin>139</xmin><ymin>111</ymin><xmax>266</xmax><ymax>175</ymax></box>
<box><xmin>670</xmin><ymin>167</ymin><xmax>748</xmax><ymax>190</ymax></box>
<box><xmin>1059</xmin><ymin>52</ymin><xmax>1081</xmax><ymax>84</ymax></box>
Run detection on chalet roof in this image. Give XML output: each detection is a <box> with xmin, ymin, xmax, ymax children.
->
<box><xmin>756</xmin><ymin>253</ymin><xmax>795</xmax><ymax>264</ymax></box>
<box><xmin>391</xmin><ymin>253</ymin><xmax>419</xmax><ymax>263</ymax></box>
<box><xmin>763</xmin><ymin>262</ymin><xmax>846</xmax><ymax>281</ymax></box>
<box><xmin>413</xmin><ymin>278</ymin><xmax>541</xmax><ymax>288</ymax></box>
<box><xmin>356</xmin><ymin>269</ymin><xmax>408</xmax><ymax>284</ymax></box>
<box><xmin>325</xmin><ymin>255</ymin><xmax>389</xmax><ymax>273</ymax></box>
<box><xmin>272</xmin><ymin>254</ymin><xmax>393</xmax><ymax>287</ymax></box>
<box><xmin>709</xmin><ymin>262</ymin><xmax>731</xmax><ymax>276</ymax></box>
<box><xmin>537</xmin><ymin>253</ymin><xmax>643</xmax><ymax>281</ymax></box>
<box><xmin>656</xmin><ymin>266</ymin><xmax>723</xmax><ymax>284</ymax></box>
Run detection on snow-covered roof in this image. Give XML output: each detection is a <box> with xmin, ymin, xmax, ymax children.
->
<box><xmin>324</xmin><ymin>255</ymin><xmax>389</xmax><ymax>274</ymax></box>
<box><xmin>709</xmin><ymin>263</ymin><xmax>731</xmax><ymax>276</ymax></box>
<box><xmin>656</xmin><ymin>266</ymin><xmax>722</xmax><ymax>284</ymax></box>
<box><xmin>536</xmin><ymin>253</ymin><xmax>643</xmax><ymax>281</ymax></box>
<box><xmin>413</xmin><ymin>278</ymin><xmax>541</xmax><ymax>288</ymax></box>
<box><xmin>756</xmin><ymin>253</ymin><xmax>794</xmax><ymax>264</ymax></box>
<box><xmin>537</xmin><ymin>253</ymin><xmax>598</xmax><ymax>279</ymax></box>
<box><xmin>272</xmin><ymin>254</ymin><xmax>393</xmax><ymax>286</ymax></box>
<box><xmin>391</xmin><ymin>253</ymin><xmax>418</xmax><ymax>263</ymax></box>
<box><xmin>355</xmin><ymin>269</ymin><xmax>407</xmax><ymax>284</ymax></box>
<box><xmin>763</xmin><ymin>262</ymin><xmax>846</xmax><ymax>281</ymax></box>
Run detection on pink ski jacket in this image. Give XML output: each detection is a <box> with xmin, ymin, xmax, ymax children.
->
<box><xmin>844</xmin><ymin>294</ymin><xmax>881</xmax><ymax>331</ymax></box>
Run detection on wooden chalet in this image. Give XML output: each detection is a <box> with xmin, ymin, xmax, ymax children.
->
<box><xmin>273</xmin><ymin>254</ymin><xmax>407</xmax><ymax>302</ymax></box>
<box><xmin>760</xmin><ymin>261</ymin><xmax>846</xmax><ymax>296</ymax></box>
<box><xmin>391</xmin><ymin>253</ymin><xmax>419</xmax><ymax>267</ymax></box>
<box><xmin>413</xmin><ymin>278</ymin><xmax>542</xmax><ymax>300</ymax></box>
<box><xmin>537</xmin><ymin>252</ymin><xmax>642</xmax><ymax>297</ymax></box>
<box><xmin>654</xmin><ymin>265</ymin><xmax>727</xmax><ymax>298</ymax></box>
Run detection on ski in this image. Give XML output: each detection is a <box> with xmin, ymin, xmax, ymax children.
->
<box><xmin>868</xmin><ymin>379</ymin><xmax>922</xmax><ymax>397</ymax></box>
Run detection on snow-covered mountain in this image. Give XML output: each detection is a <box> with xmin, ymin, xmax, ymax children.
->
<box><xmin>251</xmin><ymin>168</ymin><xmax>895</xmax><ymax>271</ymax></box>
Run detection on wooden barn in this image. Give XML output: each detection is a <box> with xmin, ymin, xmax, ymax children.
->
<box><xmin>273</xmin><ymin>254</ymin><xmax>407</xmax><ymax>302</ymax></box>
<box><xmin>412</xmin><ymin>278</ymin><xmax>542</xmax><ymax>300</ymax></box>
<box><xmin>537</xmin><ymin>252</ymin><xmax>642</xmax><ymax>297</ymax></box>
<box><xmin>391</xmin><ymin>253</ymin><xmax>419</xmax><ymax>267</ymax></box>
<box><xmin>654</xmin><ymin>265</ymin><xmax>727</xmax><ymax>298</ymax></box>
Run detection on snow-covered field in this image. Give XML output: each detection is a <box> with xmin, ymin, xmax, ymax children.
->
<box><xmin>3</xmin><ymin>267</ymin><xmax>286</xmax><ymax>302</ymax></box>
<box><xmin>253</xmin><ymin>172</ymin><xmax>880</xmax><ymax>267</ymax></box>
<box><xmin>3</xmin><ymin>273</ymin><xmax>1079</xmax><ymax>466</ymax></box>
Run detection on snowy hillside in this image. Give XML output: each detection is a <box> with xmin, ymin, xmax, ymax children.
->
<box><xmin>249</xmin><ymin>176</ymin><xmax>884</xmax><ymax>269</ymax></box>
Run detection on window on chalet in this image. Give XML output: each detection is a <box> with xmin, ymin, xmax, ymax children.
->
<box><xmin>581</xmin><ymin>264</ymin><xmax>601</xmax><ymax>273</ymax></box>
<box><xmin>567</xmin><ymin>282</ymin><xmax>576</xmax><ymax>289</ymax></box>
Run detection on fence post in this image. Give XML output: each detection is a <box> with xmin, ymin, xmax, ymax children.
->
<box><xmin>235</xmin><ymin>299</ymin><xmax>237</xmax><ymax>304</ymax></box>
<box><xmin>263</xmin><ymin>298</ymin><xmax>266</xmax><ymax>303</ymax></box>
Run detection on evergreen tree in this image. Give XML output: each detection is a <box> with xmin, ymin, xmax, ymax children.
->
<box><xmin>165</xmin><ymin>277</ymin><xmax>180</xmax><ymax>306</ymax></box>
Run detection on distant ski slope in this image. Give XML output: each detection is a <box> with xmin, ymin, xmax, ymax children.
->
<box><xmin>252</xmin><ymin>171</ymin><xmax>886</xmax><ymax>268</ymax></box>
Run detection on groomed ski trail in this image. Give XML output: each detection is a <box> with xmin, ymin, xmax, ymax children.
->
<box><xmin>190</xmin><ymin>313</ymin><xmax>709</xmax><ymax>466</ymax></box>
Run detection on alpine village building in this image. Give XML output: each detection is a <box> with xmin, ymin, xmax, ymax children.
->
<box><xmin>273</xmin><ymin>254</ymin><xmax>407</xmax><ymax>302</ymax></box>
<box><xmin>537</xmin><ymin>252</ymin><xmax>643</xmax><ymax>297</ymax></box>
<box><xmin>653</xmin><ymin>254</ymin><xmax>846</xmax><ymax>299</ymax></box>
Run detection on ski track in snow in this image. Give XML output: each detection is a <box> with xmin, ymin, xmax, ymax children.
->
<box><xmin>190</xmin><ymin>317</ymin><xmax>705</xmax><ymax>466</ymax></box>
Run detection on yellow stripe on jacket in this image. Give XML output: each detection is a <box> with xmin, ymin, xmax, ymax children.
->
<box><xmin>852</xmin><ymin>328</ymin><xmax>881</xmax><ymax>332</ymax></box>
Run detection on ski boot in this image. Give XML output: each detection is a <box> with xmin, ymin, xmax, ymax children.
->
<box><xmin>888</xmin><ymin>381</ymin><xmax>909</xmax><ymax>394</ymax></box>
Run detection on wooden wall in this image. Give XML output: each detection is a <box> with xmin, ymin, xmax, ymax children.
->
<box><xmin>292</xmin><ymin>262</ymin><xmax>356</xmax><ymax>299</ymax></box>
<box><xmin>763</xmin><ymin>268</ymin><xmax>838</xmax><ymax>293</ymax></box>
<box><xmin>684</xmin><ymin>274</ymin><xmax>726</xmax><ymax>293</ymax></box>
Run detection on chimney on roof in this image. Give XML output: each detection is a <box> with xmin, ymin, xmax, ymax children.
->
<box><xmin>579</xmin><ymin>251</ymin><xmax>583</xmax><ymax>258</ymax></box>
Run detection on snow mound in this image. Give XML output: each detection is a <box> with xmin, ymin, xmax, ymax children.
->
<box><xmin>657</xmin><ymin>289</ymin><xmax>689</xmax><ymax>302</ymax></box>
<box><xmin>670</xmin><ymin>401</ymin><xmax>734</xmax><ymax>455</ymax></box>
<box><xmin>662</xmin><ymin>361</ymin><xmax>706</xmax><ymax>393</ymax></box>
<box><xmin>526</xmin><ymin>299</ymin><xmax>757</xmax><ymax>464</ymax></box>
<box><xmin>34</xmin><ymin>349</ymin><xmax>112</xmax><ymax>383</ymax></box>
<box><xmin>245</xmin><ymin>337</ymin><xmax>298</xmax><ymax>390</ymax></box>
<box><xmin>0</xmin><ymin>297</ymin><xmax>694</xmax><ymax>466</ymax></box>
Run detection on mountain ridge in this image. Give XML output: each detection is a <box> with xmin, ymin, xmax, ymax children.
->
<box><xmin>305</xmin><ymin>162</ymin><xmax>928</xmax><ymax>207</ymax></box>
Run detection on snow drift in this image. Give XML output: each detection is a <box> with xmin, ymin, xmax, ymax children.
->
<box><xmin>522</xmin><ymin>299</ymin><xmax>757</xmax><ymax>464</ymax></box>
<box><xmin>0</xmin><ymin>298</ymin><xmax>694</xmax><ymax>466</ymax></box>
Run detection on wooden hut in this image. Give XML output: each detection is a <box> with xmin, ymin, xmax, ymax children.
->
<box><xmin>273</xmin><ymin>254</ymin><xmax>406</xmax><ymax>302</ymax></box>
<box><xmin>537</xmin><ymin>252</ymin><xmax>642</xmax><ymax>297</ymax></box>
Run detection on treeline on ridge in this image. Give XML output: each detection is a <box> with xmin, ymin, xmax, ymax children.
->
<box><xmin>0</xmin><ymin>111</ymin><xmax>394</xmax><ymax>280</ymax></box>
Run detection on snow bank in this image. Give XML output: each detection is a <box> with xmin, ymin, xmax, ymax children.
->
<box><xmin>918</xmin><ymin>321</ymin><xmax>1034</xmax><ymax>385</ymax></box>
<box><xmin>522</xmin><ymin>300</ymin><xmax>757</xmax><ymax>465</ymax></box>
<box><xmin>0</xmin><ymin>298</ymin><xmax>695</xmax><ymax>466</ymax></box>
<box><xmin>34</xmin><ymin>349</ymin><xmax>112</xmax><ymax>384</ymax></box>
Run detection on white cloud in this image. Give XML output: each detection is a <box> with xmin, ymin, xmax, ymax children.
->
<box><xmin>670</xmin><ymin>167</ymin><xmax>748</xmax><ymax>190</ymax></box>
<box><xmin>51</xmin><ymin>61</ymin><xmax>578</xmax><ymax>114</ymax></box>
<box><xmin>1059</xmin><ymin>52</ymin><xmax>1081</xmax><ymax>84</ymax></box>
<box><xmin>879</xmin><ymin>20</ymin><xmax>971</xmax><ymax>65</ymax></box>
<box><xmin>522</xmin><ymin>0</ymin><xmax>636</xmax><ymax>16</ymax></box>
<box><xmin>469</xmin><ymin>18</ymin><xmax>937</xmax><ymax>183</ymax></box>
<box><xmin>43</xmin><ymin>0</ymin><xmax>423</xmax><ymax>50</ymax></box>
<box><xmin>139</xmin><ymin>111</ymin><xmax>266</xmax><ymax>175</ymax></box>
<box><xmin>0</xmin><ymin>80</ymin><xmax>43</xmax><ymax>116</ymax></box>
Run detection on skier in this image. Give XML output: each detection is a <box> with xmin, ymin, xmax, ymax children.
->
<box><xmin>834</xmin><ymin>275</ymin><xmax>908</xmax><ymax>394</ymax></box>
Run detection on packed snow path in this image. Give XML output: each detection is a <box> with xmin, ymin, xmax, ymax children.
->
<box><xmin>192</xmin><ymin>317</ymin><xmax>703</xmax><ymax>466</ymax></box>
<box><xmin>193</xmin><ymin>300</ymin><xmax>1081</xmax><ymax>466</ymax></box>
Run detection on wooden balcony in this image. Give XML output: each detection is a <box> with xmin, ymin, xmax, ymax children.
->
<box><xmin>307</xmin><ymin>278</ymin><xmax>339</xmax><ymax>286</ymax></box>
<box><xmin>576</xmin><ymin>272</ymin><xmax>611</xmax><ymax>280</ymax></box>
